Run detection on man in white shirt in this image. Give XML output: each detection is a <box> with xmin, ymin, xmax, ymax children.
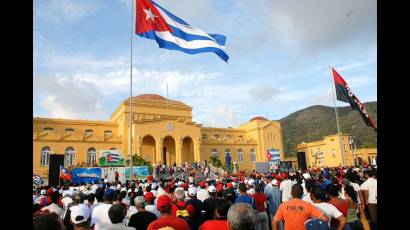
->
<box><xmin>197</xmin><ymin>182</ymin><xmax>210</xmax><ymax>202</ymax></box>
<box><xmin>279</xmin><ymin>173</ymin><xmax>293</xmax><ymax>202</ymax></box>
<box><xmin>91</xmin><ymin>189</ymin><xmax>115</xmax><ymax>230</ymax></box>
<box><xmin>310</xmin><ymin>186</ymin><xmax>347</xmax><ymax>230</ymax></box>
<box><xmin>41</xmin><ymin>191</ymin><xmax>64</xmax><ymax>218</ymax></box>
<box><xmin>360</xmin><ymin>170</ymin><xmax>377</xmax><ymax>229</ymax></box>
<box><xmin>302</xmin><ymin>178</ymin><xmax>314</xmax><ymax>204</ymax></box>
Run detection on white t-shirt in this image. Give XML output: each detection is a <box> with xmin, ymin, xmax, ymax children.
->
<box><xmin>61</xmin><ymin>197</ymin><xmax>73</xmax><ymax>209</ymax></box>
<box><xmin>312</xmin><ymin>202</ymin><xmax>343</xmax><ymax>226</ymax></box>
<box><xmin>145</xmin><ymin>204</ymin><xmax>161</xmax><ymax>218</ymax></box>
<box><xmin>350</xmin><ymin>182</ymin><xmax>361</xmax><ymax>204</ymax></box>
<box><xmin>360</xmin><ymin>178</ymin><xmax>377</xmax><ymax>204</ymax></box>
<box><xmin>91</xmin><ymin>203</ymin><xmax>113</xmax><ymax>230</ymax></box>
<box><xmin>302</xmin><ymin>193</ymin><xmax>313</xmax><ymax>203</ymax></box>
<box><xmin>197</xmin><ymin>189</ymin><xmax>210</xmax><ymax>202</ymax></box>
<box><xmin>279</xmin><ymin>180</ymin><xmax>294</xmax><ymax>202</ymax></box>
<box><xmin>42</xmin><ymin>203</ymin><xmax>64</xmax><ymax>218</ymax></box>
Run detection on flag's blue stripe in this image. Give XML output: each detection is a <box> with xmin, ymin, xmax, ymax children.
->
<box><xmin>137</xmin><ymin>31</ymin><xmax>229</xmax><ymax>62</ymax></box>
<box><xmin>168</xmin><ymin>25</ymin><xmax>226</xmax><ymax>46</ymax></box>
<box><xmin>152</xmin><ymin>1</ymin><xmax>190</xmax><ymax>26</ymax></box>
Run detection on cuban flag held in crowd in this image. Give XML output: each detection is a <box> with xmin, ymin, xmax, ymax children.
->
<box><xmin>135</xmin><ymin>0</ymin><xmax>229</xmax><ymax>62</ymax></box>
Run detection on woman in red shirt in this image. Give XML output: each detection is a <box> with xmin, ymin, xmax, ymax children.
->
<box><xmin>252</xmin><ymin>183</ymin><xmax>269</xmax><ymax>230</ymax></box>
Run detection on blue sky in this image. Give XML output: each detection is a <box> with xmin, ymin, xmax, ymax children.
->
<box><xmin>33</xmin><ymin>0</ymin><xmax>376</xmax><ymax>127</ymax></box>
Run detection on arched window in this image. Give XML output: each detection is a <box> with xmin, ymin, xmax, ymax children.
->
<box><xmin>65</xmin><ymin>147</ymin><xmax>76</xmax><ymax>166</ymax></box>
<box><xmin>251</xmin><ymin>149</ymin><xmax>256</xmax><ymax>162</ymax></box>
<box><xmin>43</xmin><ymin>127</ymin><xmax>53</xmax><ymax>131</ymax></box>
<box><xmin>65</xmin><ymin>128</ymin><xmax>74</xmax><ymax>132</ymax></box>
<box><xmin>237</xmin><ymin>149</ymin><xmax>244</xmax><ymax>162</ymax></box>
<box><xmin>87</xmin><ymin>147</ymin><xmax>96</xmax><ymax>166</ymax></box>
<box><xmin>40</xmin><ymin>147</ymin><xmax>51</xmax><ymax>166</ymax></box>
<box><xmin>104</xmin><ymin>130</ymin><xmax>112</xmax><ymax>137</ymax></box>
<box><xmin>211</xmin><ymin>148</ymin><xmax>218</xmax><ymax>158</ymax></box>
<box><xmin>225</xmin><ymin>148</ymin><xmax>231</xmax><ymax>157</ymax></box>
<box><xmin>85</xmin><ymin>129</ymin><xmax>93</xmax><ymax>136</ymax></box>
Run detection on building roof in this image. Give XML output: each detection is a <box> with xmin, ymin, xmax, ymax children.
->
<box><xmin>249</xmin><ymin>116</ymin><xmax>268</xmax><ymax>122</ymax></box>
<box><xmin>133</xmin><ymin>94</ymin><xmax>166</xmax><ymax>100</ymax></box>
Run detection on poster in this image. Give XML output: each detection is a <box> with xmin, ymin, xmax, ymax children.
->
<box><xmin>98</xmin><ymin>150</ymin><xmax>126</xmax><ymax>167</ymax></box>
<box><xmin>101</xmin><ymin>167</ymin><xmax>125</xmax><ymax>183</ymax></box>
<box><xmin>124</xmin><ymin>166</ymin><xmax>149</xmax><ymax>180</ymax></box>
<box><xmin>33</xmin><ymin>174</ymin><xmax>44</xmax><ymax>185</ymax></box>
<box><xmin>267</xmin><ymin>148</ymin><xmax>281</xmax><ymax>171</ymax></box>
<box><xmin>72</xmin><ymin>168</ymin><xmax>102</xmax><ymax>184</ymax></box>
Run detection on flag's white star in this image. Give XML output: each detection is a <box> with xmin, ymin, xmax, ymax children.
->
<box><xmin>143</xmin><ymin>8</ymin><xmax>157</xmax><ymax>21</ymax></box>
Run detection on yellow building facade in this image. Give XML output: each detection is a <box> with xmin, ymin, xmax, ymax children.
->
<box><xmin>33</xmin><ymin>94</ymin><xmax>284</xmax><ymax>178</ymax></box>
<box><xmin>297</xmin><ymin>133</ymin><xmax>377</xmax><ymax>168</ymax></box>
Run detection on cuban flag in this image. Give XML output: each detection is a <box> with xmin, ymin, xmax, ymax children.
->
<box><xmin>135</xmin><ymin>0</ymin><xmax>229</xmax><ymax>62</ymax></box>
<box><xmin>107</xmin><ymin>153</ymin><xmax>120</xmax><ymax>162</ymax></box>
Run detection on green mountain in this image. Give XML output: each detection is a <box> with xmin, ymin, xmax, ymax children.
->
<box><xmin>279</xmin><ymin>102</ymin><xmax>377</xmax><ymax>158</ymax></box>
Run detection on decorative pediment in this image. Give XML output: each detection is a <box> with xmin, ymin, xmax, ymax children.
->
<box><xmin>104</xmin><ymin>135</ymin><xmax>122</xmax><ymax>142</ymax></box>
<box><xmin>61</xmin><ymin>132</ymin><xmax>83</xmax><ymax>141</ymax></box>
<box><xmin>35</xmin><ymin>131</ymin><xmax>60</xmax><ymax>140</ymax></box>
<box><xmin>246</xmin><ymin>138</ymin><xmax>257</xmax><ymax>144</ymax></box>
<box><xmin>83</xmin><ymin>134</ymin><xmax>104</xmax><ymax>142</ymax></box>
<box><xmin>233</xmin><ymin>137</ymin><xmax>245</xmax><ymax>144</ymax></box>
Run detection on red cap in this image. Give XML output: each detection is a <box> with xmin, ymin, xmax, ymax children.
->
<box><xmin>183</xmin><ymin>183</ymin><xmax>189</xmax><ymax>189</ymax></box>
<box><xmin>275</xmin><ymin>175</ymin><xmax>281</xmax><ymax>180</ymax></box>
<box><xmin>47</xmin><ymin>188</ymin><xmax>54</xmax><ymax>195</ymax></box>
<box><xmin>216</xmin><ymin>184</ymin><xmax>223</xmax><ymax>191</ymax></box>
<box><xmin>199</xmin><ymin>182</ymin><xmax>206</xmax><ymax>188</ymax></box>
<box><xmin>145</xmin><ymin>192</ymin><xmax>155</xmax><ymax>202</ymax></box>
<box><xmin>227</xmin><ymin>182</ymin><xmax>233</xmax><ymax>188</ymax></box>
<box><xmin>282</xmin><ymin>173</ymin><xmax>288</xmax><ymax>179</ymax></box>
<box><xmin>157</xmin><ymin>195</ymin><xmax>172</xmax><ymax>212</ymax></box>
<box><xmin>147</xmin><ymin>175</ymin><xmax>153</xmax><ymax>182</ymax></box>
<box><xmin>232</xmin><ymin>178</ymin><xmax>238</xmax><ymax>182</ymax></box>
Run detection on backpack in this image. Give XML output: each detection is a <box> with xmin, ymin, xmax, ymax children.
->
<box><xmin>173</xmin><ymin>202</ymin><xmax>191</xmax><ymax>222</ymax></box>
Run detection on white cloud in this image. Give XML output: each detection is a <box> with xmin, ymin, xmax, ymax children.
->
<box><xmin>249</xmin><ymin>85</ymin><xmax>281</xmax><ymax>101</ymax></box>
<box><xmin>34</xmin><ymin>74</ymin><xmax>105</xmax><ymax>120</ymax></box>
<box><xmin>34</xmin><ymin>0</ymin><xmax>103</xmax><ymax>24</ymax></box>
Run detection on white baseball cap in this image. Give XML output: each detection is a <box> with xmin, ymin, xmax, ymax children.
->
<box><xmin>188</xmin><ymin>187</ymin><xmax>197</xmax><ymax>196</ymax></box>
<box><xmin>302</xmin><ymin>173</ymin><xmax>311</xmax><ymax>180</ymax></box>
<box><xmin>248</xmin><ymin>179</ymin><xmax>255</xmax><ymax>186</ymax></box>
<box><xmin>207</xmin><ymin>185</ymin><xmax>216</xmax><ymax>193</ymax></box>
<box><xmin>272</xmin><ymin>179</ymin><xmax>278</xmax><ymax>185</ymax></box>
<box><xmin>70</xmin><ymin>204</ymin><xmax>91</xmax><ymax>225</ymax></box>
<box><xmin>121</xmin><ymin>187</ymin><xmax>127</xmax><ymax>192</ymax></box>
<box><xmin>40</xmin><ymin>189</ymin><xmax>46</xmax><ymax>195</ymax></box>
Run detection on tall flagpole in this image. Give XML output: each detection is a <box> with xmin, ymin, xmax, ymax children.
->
<box><xmin>129</xmin><ymin>0</ymin><xmax>134</xmax><ymax>180</ymax></box>
<box><xmin>329</xmin><ymin>65</ymin><xmax>345</xmax><ymax>166</ymax></box>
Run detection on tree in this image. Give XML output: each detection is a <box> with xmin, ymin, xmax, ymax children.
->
<box><xmin>210</xmin><ymin>155</ymin><xmax>222</xmax><ymax>168</ymax></box>
<box><xmin>126</xmin><ymin>155</ymin><xmax>153</xmax><ymax>173</ymax></box>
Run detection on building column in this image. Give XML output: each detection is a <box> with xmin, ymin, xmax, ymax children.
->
<box><xmin>136</xmin><ymin>135</ymin><xmax>143</xmax><ymax>157</ymax></box>
<box><xmin>176</xmin><ymin>136</ymin><xmax>183</xmax><ymax>164</ymax></box>
<box><xmin>155</xmin><ymin>136</ymin><xmax>163</xmax><ymax>164</ymax></box>
<box><xmin>194</xmin><ymin>137</ymin><xmax>201</xmax><ymax>162</ymax></box>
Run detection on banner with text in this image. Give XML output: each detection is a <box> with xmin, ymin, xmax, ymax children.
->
<box><xmin>72</xmin><ymin>168</ymin><xmax>102</xmax><ymax>184</ymax></box>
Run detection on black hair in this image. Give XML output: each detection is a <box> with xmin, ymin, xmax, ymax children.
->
<box><xmin>215</xmin><ymin>199</ymin><xmax>230</xmax><ymax>219</ymax></box>
<box><xmin>364</xmin><ymin>170</ymin><xmax>374</xmax><ymax>177</ymax></box>
<box><xmin>310</xmin><ymin>186</ymin><xmax>325</xmax><ymax>201</ymax></box>
<box><xmin>344</xmin><ymin>185</ymin><xmax>358</xmax><ymax>203</ymax></box>
<box><xmin>108</xmin><ymin>204</ymin><xmax>127</xmax><ymax>224</ymax></box>
<box><xmin>238</xmin><ymin>183</ymin><xmax>247</xmax><ymax>192</ymax></box>
<box><xmin>95</xmin><ymin>188</ymin><xmax>104</xmax><ymax>202</ymax></box>
<box><xmin>146</xmin><ymin>185</ymin><xmax>152</xmax><ymax>192</ymax></box>
<box><xmin>33</xmin><ymin>213</ymin><xmax>64</xmax><ymax>230</ymax></box>
<box><xmin>50</xmin><ymin>191</ymin><xmax>60</xmax><ymax>204</ymax></box>
<box><xmin>291</xmin><ymin>184</ymin><xmax>303</xmax><ymax>199</ymax></box>
<box><xmin>327</xmin><ymin>184</ymin><xmax>341</xmax><ymax>197</ymax></box>
<box><xmin>305</xmin><ymin>179</ymin><xmax>315</xmax><ymax>193</ymax></box>
<box><xmin>87</xmin><ymin>193</ymin><xmax>95</xmax><ymax>204</ymax></box>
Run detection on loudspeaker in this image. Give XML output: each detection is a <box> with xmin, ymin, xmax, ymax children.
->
<box><xmin>297</xmin><ymin>152</ymin><xmax>307</xmax><ymax>170</ymax></box>
<box><xmin>49</xmin><ymin>154</ymin><xmax>64</xmax><ymax>186</ymax></box>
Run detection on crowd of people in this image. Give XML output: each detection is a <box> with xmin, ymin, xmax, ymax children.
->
<box><xmin>33</xmin><ymin>164</ymin><xmax>377</xmax><ymax>230</ymax></box>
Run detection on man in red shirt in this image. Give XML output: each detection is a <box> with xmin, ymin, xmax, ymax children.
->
<box><xmin>252</xmin><ymin>183</ymin><xmax>269</xmax><ymax>230</ymax></box>
<box><xmin>171</xmin><ymin>188</ymin><xmax>195</xmax><ymax>224</ymax></box>
<box><xmin>147</xmin><ymin>195</ymin><xmax>190</xmax><ymax>230</ymax></box>
<box><xmin>199</xmin><ymin>199</ymin><xmax>230</xmax><ymax>230</ymax></box>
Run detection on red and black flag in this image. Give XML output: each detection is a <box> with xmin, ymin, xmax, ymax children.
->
<box><xmin>332</xmin><ymin>67</ymin><xmax>377</xmax><ymax>131</ymax></box>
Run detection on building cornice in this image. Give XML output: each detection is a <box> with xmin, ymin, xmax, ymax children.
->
<box><xmin>33</xmin><ymin>118</ymin><xmax>118</xmax><ymax>126</ymax></box>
